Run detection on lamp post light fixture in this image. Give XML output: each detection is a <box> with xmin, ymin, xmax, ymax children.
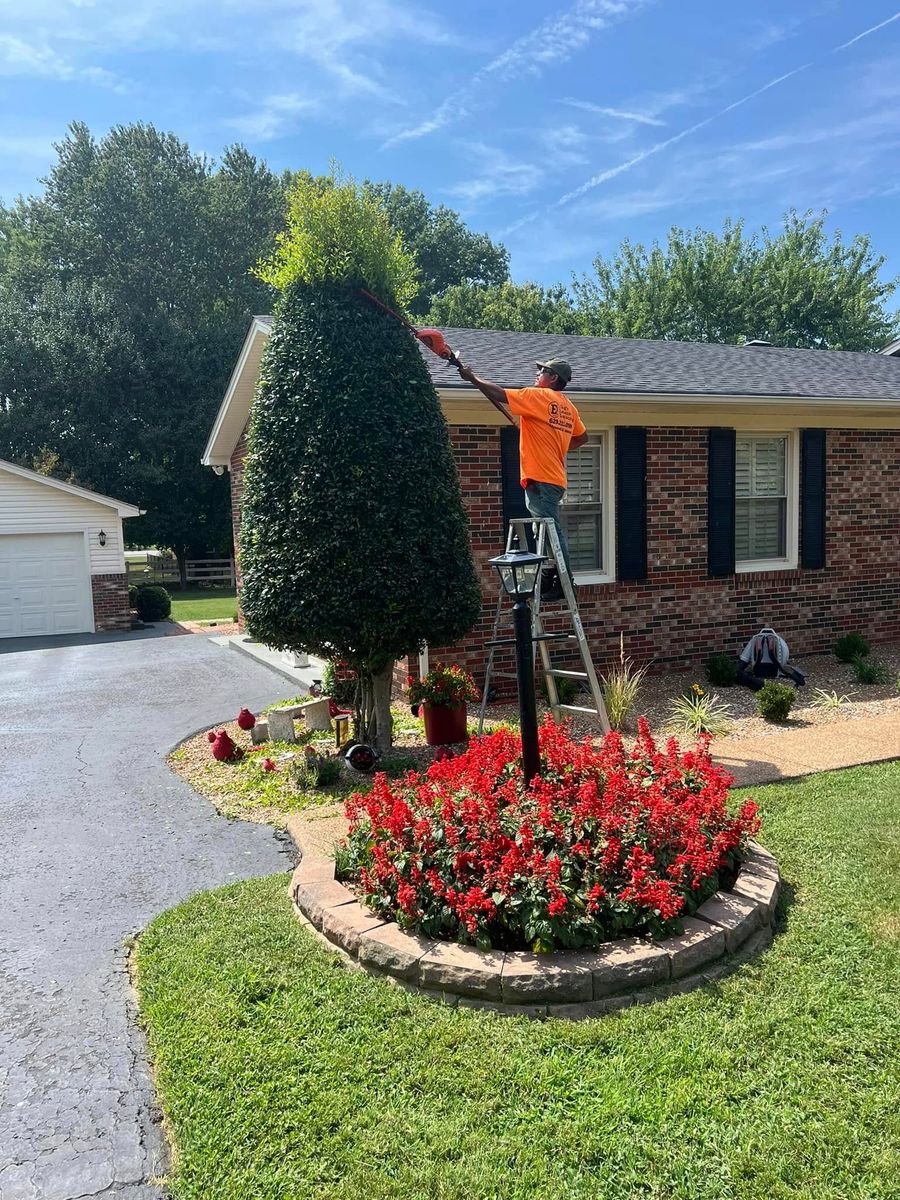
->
<box><xmin>488</xmin><ymin>548</ymin><xmax>546</xmax><ymax>783</ymax></box>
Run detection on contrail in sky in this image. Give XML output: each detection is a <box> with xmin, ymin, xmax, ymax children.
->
<box><xmin>501</xmin><ymin>9</ymin><xmax>900</xmax><ymax>233</ymax></box>
<box><xmin>835</xmin><ymin>9</ymin><xmax>899</xmax><ymax>50</ymax></box>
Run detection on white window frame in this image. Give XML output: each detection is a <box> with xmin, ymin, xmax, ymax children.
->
<box><xmin>561</xmin><ymin>432</ymin><xmax>616</xmax><ymax>585</ymax></box>
<box><xmin>734</xmin><ymin>431</ymin><xmax>799</xmax><ymax>573</ymax></box>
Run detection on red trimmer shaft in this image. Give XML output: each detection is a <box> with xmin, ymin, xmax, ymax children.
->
<box><xmin>359</xmin><ymin>288</ymin><xmax>460</xmax><ymax>367</ymax></box>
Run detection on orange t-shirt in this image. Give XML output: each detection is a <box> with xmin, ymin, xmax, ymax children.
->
<box><xmin>504</xmin><ymin>388</ymin><xmax>586</xmax><ymax>489</ymax></box>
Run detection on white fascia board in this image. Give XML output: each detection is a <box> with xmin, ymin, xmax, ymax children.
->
<box><xmin>0</xmin><ymin>458</ymin><xmax>143</xmax><ymax>516</ymax></box>
<box><xmin>202</xmin><ymin>318</ymin><xmax>271</xmax><ymax>466</ymax></box>
<box><xmin>436</xmin><ymin>386</ymin><xmax>900</xmax><ymax>411</ymax></box>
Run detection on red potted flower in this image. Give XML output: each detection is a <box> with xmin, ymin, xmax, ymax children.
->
<box><xmin>408</xmin><ymin>665</ymin><xmax>479</xmax><ymax>746</ymax></box>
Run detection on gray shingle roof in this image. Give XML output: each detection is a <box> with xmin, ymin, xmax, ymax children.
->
<box><xmin>255</xmin><ymin>316</ymin><xmax>900</xmax><ymax>401</ymax></box>
<box><xmin>426</xmin><ymin>327</ymin><xmax>900</xmax><ymax>401</ymax></box>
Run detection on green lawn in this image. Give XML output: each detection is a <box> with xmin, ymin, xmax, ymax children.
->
<box><xmin>167</xmin><ymin>587</ymin><xmax>237</xmax><ymax>622</ymax></box>
<box><xmin>136</xmin><ymin>762</ymin><xmax>900</xmax><ymax>1199</ymax></box>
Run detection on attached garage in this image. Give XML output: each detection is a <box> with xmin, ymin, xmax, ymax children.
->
<box><xmin>0</xmin><ymin>459</ymin><xmax>142</xmax><ymax>640</ymax></box>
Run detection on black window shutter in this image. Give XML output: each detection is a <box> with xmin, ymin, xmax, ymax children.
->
<box><xmin>615</xmin><ymin>427</ymin><xmax>647</xmax><ymax>581</ymax></box>
<box><xmin>500</xmin><ymin>426</ymin><xmax>529</xmax><ymax>532</ymax></box>
<box><xmin>708</xmin><ymin>428</ymin><xmax>736</xmax><ymax>577</ymax></box>
<box><xmin>801</xmin><ymin>428</ymin><xmax>826</xmax><ymax>569</ymax></box>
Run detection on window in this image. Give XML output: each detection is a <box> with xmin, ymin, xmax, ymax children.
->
<box><xmin>735</xmin><ymin>435</ymin><xmax>791</xmax><ymax>565</ymax></box>
<box><xmin>561</xmin><ymin>435</ymin><xmax>607</xmax><ymax>575</ymax></box>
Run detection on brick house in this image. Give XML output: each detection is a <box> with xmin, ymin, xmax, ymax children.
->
<box><xmin>203</xmin><ymin>319</ymin><xmax>900</xmax><ymax>678</ymax></box>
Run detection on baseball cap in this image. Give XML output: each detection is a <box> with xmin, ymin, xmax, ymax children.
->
<box><xmin>536</xmin><ymin>358</ymin><xmax>573</xmax><ymax>384</ymax></box>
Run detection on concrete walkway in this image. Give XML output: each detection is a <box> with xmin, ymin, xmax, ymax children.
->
<box><xmin>712</xmin><ymin>711</ymin><xmax>900</xmax><ymax>786</ymax></box>
<box><xmin>0</xmin><ymin>629</ymin><xmax>297</xmax><ymax>1200</ymax></box>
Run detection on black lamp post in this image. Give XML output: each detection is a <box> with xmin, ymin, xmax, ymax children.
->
<box><xmin>488</xmin><ymin>548</ymin><xmax>545</xmax><ymax>783</ymax></box>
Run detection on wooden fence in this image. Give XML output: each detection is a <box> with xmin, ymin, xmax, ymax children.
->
<box><xmin>126</xmin><ymin>557</ymin><xmax>235</xmax><ymax>587</ymax></box>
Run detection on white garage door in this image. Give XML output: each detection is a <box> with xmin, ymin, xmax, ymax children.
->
<box><xmin>0</xmin><ymin>533</ymin><xmax>94</xmax><ymax>638</ymax></box>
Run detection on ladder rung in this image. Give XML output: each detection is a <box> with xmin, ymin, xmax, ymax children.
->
<box><xmin>558</xmin><ymin>704</ymin><xmax>602</xmax><ymax>716</ymax></box>
<box><xmin>547</xmin><ymin>669</ymin><xmax>589</xmax><ymax>679</ymax></box>
<box><xmin>490</xmin><ymin>671</ymin><xmax>519</xmax><ymax>679</ymax></box>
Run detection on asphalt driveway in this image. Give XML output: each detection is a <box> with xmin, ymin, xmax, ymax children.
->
<box><xmin>0</xmin><ymin>630</ymin><xmax>297</xmax><ymax>1199</ymax></box>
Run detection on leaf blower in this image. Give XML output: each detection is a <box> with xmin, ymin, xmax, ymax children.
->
<box><xmin>359</xmin><ymin>288</ymin><xmax>460</xmax><ymax>367</ymax></box>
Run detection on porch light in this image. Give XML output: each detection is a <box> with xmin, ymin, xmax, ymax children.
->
<box><xmin>488</xmin><ymin>548</ymin><xmax>545</xmax><ymax>599</ymax></box>
<box><xmin>98</xmin><ymin>530</ymin><xmax>107</xmax><ymax>546</ymax></box>
<box><xmin>488</xmin><ymin>547</ymin><xmax>546</xmax><ymax>784</ymax></box>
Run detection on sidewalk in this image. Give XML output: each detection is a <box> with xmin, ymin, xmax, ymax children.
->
<box><xmin>712</xmin><ymin>710</ymin><xmax>900</xmax><ymax>786</ymax></box>
<box><xmin>210</xmin><ymin>633</ymin><xmax>327</xmax><ymax>691</ymax></box>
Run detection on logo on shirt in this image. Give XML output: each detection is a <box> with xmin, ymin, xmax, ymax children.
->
<box><xmin>547</xmin><ymin>400</ymin><xmax>574</xmax><ymax>433</ymax></box>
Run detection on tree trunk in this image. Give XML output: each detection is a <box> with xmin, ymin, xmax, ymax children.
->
<box><xmin>371</xmin><ymin>659</ymin><xmax>394</xmax><ymax>751</ymax></box>
<box><xmin>175</xmin><ymin>548</ymin><xmax>188</xmax><ymax>589</ymax></box>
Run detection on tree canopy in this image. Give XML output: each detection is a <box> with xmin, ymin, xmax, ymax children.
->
<box><xmin>364</xmin><ymin>182</ymin><xmax>510</xmax><ymax>316</ymax></box>
<box><xmin>0</xmin><ymin>123</ymin><xmax>284</xmax><ymax>563</ymax></box>
<box><xmin>427</xmin><ymin>213</ymin><xmax>898</xmax><ymax>351</ymax></box>
<box><xmin>239</xmin><ymin>174</ymin><xmax>482</xmax><ymax>748</ymax></box>
<box><xmin>427</xmin><ymin>280</ymin><xmax>582</xmax><ymax>334</ymax></box>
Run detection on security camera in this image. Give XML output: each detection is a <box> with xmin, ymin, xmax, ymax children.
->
<box><xmin>212</xmin><ymin>464</ymin><xmax>225</xmax><ymax>476</ymax></box>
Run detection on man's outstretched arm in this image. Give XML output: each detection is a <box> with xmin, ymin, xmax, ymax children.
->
<box><xmin>456</xmin><ymin>361</ymin><xmax>514</xmax><ymax>424</ymax></box>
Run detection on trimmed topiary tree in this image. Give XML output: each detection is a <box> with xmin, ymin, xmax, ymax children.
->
<box><xmin>239</xmin><ymin>171</ymin><xmax>482</xmax><ymax>749</ymax></box>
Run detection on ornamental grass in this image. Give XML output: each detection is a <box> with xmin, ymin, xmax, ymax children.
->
<box><xmin>342</xmin><ymin>717</ymin><xmax>758</xmax><ymax>953</ymax></box>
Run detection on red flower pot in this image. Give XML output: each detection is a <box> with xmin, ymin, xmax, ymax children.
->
<box><xmin>422</xmin><ymin>702</ymin><xmax>468</xmax><ymax>746</ymax></box>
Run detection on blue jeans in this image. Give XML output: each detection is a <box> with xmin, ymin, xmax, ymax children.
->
<box><xmin>524</xmin><ymin>481</ymin><xmax>572</xmax><ymax>577</ymax></box>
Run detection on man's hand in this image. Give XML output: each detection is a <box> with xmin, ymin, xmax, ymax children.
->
<box><xmin>456</xmin><ymin>360</ymin><xmax>477</xmax><ymax>384</ymax></box>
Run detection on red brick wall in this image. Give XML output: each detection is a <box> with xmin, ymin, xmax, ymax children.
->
<box><xmin>230</xmin><ymin>421</ymin><xmax>900</xmax><ymax>687</ymax></box>
<box><xmin>91</xmin><ymin>573</ymin><xmax>130</xmax><ymax>632</ymax></box>
<box><xmin>402</xmin><ymin>424</ymin><xmax>900</xmax><ymax>688</ymax></box>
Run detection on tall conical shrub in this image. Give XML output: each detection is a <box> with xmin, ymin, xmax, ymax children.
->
<box><xmin>239</xmin><ymin>173</ymin><xmax>481</xmax><ymax>748</ymax></box>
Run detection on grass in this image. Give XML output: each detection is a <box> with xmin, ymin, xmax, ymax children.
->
<box><xmin>136</xmin><ymin>760</ymin><xmax>900</xmax><ymax>1199</ymax></box>
<box><xmin>167</xmin><ymin>587</ymin><xmax>237</xmax><ymax>623</ymax></box>
<box><xmin>168</xmin><ymin>705</ymin><xmax>504</xmax><ymax>824</ymax></box>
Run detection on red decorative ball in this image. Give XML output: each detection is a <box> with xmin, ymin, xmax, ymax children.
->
<box><xmin>237</xmin><ymin>707</ymin><xmax>256</xmax><ymax>731</ymax></box>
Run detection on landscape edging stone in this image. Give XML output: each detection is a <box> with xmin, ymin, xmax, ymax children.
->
<box><xmin>287</xmin><ymin>832</ymin><xmax>781</xmax><ymax>1019</ymax></box>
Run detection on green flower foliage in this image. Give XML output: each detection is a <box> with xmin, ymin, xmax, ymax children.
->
<box><xmin>256</xmin><ymin>170</ymin><xmax>418</xmax><ymax>310</ymax></box>
<box><xmin>239</xmin><ymin>279</ymin><xmax>482</xmax><ymax>671</ymax></box>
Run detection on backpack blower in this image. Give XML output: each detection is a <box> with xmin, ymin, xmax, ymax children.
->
<box><xmin>359</xmin><ymin>288</ymin><xmax>460</xmax><ymax>367</ymax></box>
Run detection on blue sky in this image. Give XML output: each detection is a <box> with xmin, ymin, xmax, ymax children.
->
<box><xmin>1</xmin><ymin>1</ymin><xmax>899</xmax><ymax>292</ymax></box>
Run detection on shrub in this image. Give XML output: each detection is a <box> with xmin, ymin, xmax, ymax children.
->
<box><xmin>600</xmin><ymin>656</ymin><xmax>649</xmax><ymax>731</ymax></box>
<box><xmin>757</xmin><ymin>681</ymin><xmax>795</xmax><ymax>722</ymax></box>
<box><xmin>128</xmin><ymin>584</ymin><xmax>139</xmax><ymax>609</ymax></box>
<box><xmin>809</xmin><ymin>688</ymin><xmax>855</xmax><ymax>709</ymax></box>
<box><xmin>323</xmin><ymin>660</ymin><xmax>357</xmax><ymax>708</ymax></box>
<box><xmin>704</xmin><ymin>652</ymin><xmax>737</xmax><ymax>687</ymax></box>
<box><xmin>852</xmin><ymin>657</ymin><xmax>888</xmax><ymax>685</ymax></box>
<box><xmin>834</xmin><ymin>633</ymin><xmax>870</xmax><ymax>663</ymax></box>
<box><xmin>292</xmin><ymin>747</ymin><xmax>341</xmax><ymax>789</ymax></box>
<box><xmin>343</xmin><ymin>717</ymin><xmax>760</xmax><ymax>951</ymax></box>
<box><xmin>134</xmin><ymin>584</ymin><xmax>171</xmax><ymax>622</ymax></box>
<box><xmin>667</xmin><ymin>686</ymin><xmax>732</xmax><ymax>736</ymax></box>
<box><xmin>239</xmin><ymin>171</ymin><xmax>481</xmax><ymax>750</ymax></box>
<box><xmin>540</xmin><ymin>674</ymin><xmax>580</xmax><ymax>706</ymax></box>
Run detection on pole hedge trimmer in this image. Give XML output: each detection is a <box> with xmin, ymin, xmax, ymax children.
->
<box><xmin>359</xmin><ymin>288</ymin><xmax>461</xmax><ymax>367</ymax></box>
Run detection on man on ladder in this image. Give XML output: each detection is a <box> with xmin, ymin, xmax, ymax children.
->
<box><xmin>456</xmin><ymin>356</ymin><xmax>587</xmax><ymax>600</ymax></box>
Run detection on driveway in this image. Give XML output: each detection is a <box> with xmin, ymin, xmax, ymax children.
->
<box><xmin>0</xmin><ymin>630</ymin><xmax>298</xmax><ymax>1199</ymax></box>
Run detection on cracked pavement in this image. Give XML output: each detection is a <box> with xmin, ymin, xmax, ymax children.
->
<box><xmin>0</xmin><ymin>629</ymin><xmax>297</xmax><ymax>1199</ymax></box>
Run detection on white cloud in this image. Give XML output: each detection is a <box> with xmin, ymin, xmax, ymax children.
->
<box><xmin>445</xmin><ymin>144</ymin><xmax>536</xmax><ymax>203</ymax></box>
<box><xmin>384</xmin><ymin>0</ymin><xmax>650</xmax><ymax>147</ymax></box>
<box><xmin>226</xmin><ymin>92</ymin><xmax>320</xmax><ymax>141</ymax></box>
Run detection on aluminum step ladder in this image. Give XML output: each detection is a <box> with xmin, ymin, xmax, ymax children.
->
<box><xmin>478</xmin><ymin>517</ymin><xmax>611</xmax><ymax>735</ymax></box>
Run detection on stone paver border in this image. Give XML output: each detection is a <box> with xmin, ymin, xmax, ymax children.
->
<box><xmin>286</xmin><ymin>818</ymin><xmax>780</xmax><ymax>1018</ymax></box>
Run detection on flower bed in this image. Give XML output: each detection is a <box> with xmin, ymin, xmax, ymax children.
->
<box><xmin>342</xmin><ymin>717</ymin><xmax>759</xmax><ymax>953</ymax></box>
